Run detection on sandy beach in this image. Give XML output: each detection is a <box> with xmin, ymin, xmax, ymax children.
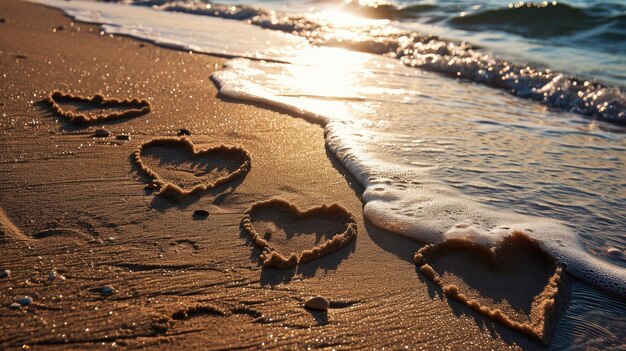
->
<box><xmin>0</xmin><ymin>0</ymin><xmax>623</xmax><ymax>349</ymax></box>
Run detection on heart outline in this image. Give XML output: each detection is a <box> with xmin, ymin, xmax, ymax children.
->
<box><xmin>134</xmin><ymin>137</ymin><xmax>252</xmax><ymax>198</ymax></box>
<box><xmin>414</xmin><ymin>231</ymin><xmax>566</xmax><ymax>344</ymax></box>
<box><xmin>241</xmin><ymin>198</ymin><xmax>357</xmax><ymax>269</ymax></box>
<box><xmin>46</xmin><ymin>90</ymin><xmax>151</xmax><ymax>124</ymax></box>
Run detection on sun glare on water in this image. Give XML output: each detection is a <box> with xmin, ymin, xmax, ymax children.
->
<box><xmin>313</xmin><ymin>8</ymin><xmax>374</xmax><ymax>28</ymax></box>
<box><xmin>281</xmin><ymin>47</ymin><xmax>367</xmax><ymax>99</ymax></box>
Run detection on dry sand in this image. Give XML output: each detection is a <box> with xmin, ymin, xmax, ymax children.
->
<box><xmin>0</xmin><ymin>0</ymin><xmax>566</xmax><ymax>349</ymax></box>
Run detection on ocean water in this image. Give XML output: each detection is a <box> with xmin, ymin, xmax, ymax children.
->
<box><xmin>31</xmin><ymin>0</ymin><xmax>625</xmax><ymax>346</ymax></box>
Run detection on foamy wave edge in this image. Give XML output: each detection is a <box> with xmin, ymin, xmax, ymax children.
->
<box><xmin>212</xmin><ymin>59</ymin><xmax>625</xmax><ymax>297</ymax></box>
<box><xmin>142</xmin><ymin>0</ymin><xmax>626</xmax><ymax>125</ymax></box>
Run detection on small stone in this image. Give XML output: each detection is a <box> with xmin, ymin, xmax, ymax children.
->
<box><xmin>606</xmin><ymin>247</ymin><xmax>623</xmax><ymax>258</ymax></box>
<box><xmin>94</xmin><ymin>128</ymin><xmax>110</xmax><ymax>137</ymax></box>
<box><xmin>193</xmin><ymin>209</ymin><xmax>209</xmax><ymax>218</ymax></box>
<box><xmin>16</xmin><ymin>296</ymin><xmax>33</xmax><ymax>306</ymax></box>
<box><xmin>0</xmin><ymin>18</ymin><xmax>6</xmax><ymax>24</ymax></box>
<box><xmin>48</xmin><ymin>271</ymin><xmax>58</xmax><ymax>281</ymax></box>
<box><xmin>56</xmin><ymin>25</ymin><xmax>65</xmax><ymax>31</ymax></box>
<box><xmin>304</xmin><ymin>296</ymin><xmax>329</xmax><ymax>311</ymax></box>
<box><xmin>116</xmin><ymin>134</ymin><xmax>130</xmax><ymax>141</ymax></box>
<box><xmin>144</xmin><ymin>183</ymin><xmax>159</xmax><ymax>191</ymax></box>
<box><xmin>0</xmin><ymin>269</ymin><xmax>10</xmax><ymax>278</ymax></box>
<box><xmin>177</xmin><ymin>128</ymin><xmax>191</xmax><ymax>136</ymax></box>
<box><xmin>8</xmin><ymin>302</ymin><xmax>21</xmax><ymax>309</ymax></box>
<box><xmin>100</xmin><ymin>285</ymin><xmax>117</xmax><ymax>296</ymax></box>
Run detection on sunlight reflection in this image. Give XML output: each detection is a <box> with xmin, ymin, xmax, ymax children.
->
<box><xmin>313</xmin><ymin>9</ymin><xmax>376</xmax><ymax>28</ymax></box>
<box><xmin>252</xmin><ymin>45</ymin><xmax>421</xmax><ymax>121</ymax></box>
<box><xmin>269</xmin><ymin>47</ymin><xmax>374</xmax><ymax>118</ymax></box>
<box><xmin>271</xmin><ymin>47</ymin><xmax>369</xmax><ymax>100</ymax></box>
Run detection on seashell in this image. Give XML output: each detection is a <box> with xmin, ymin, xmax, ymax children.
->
<box><xmin>304</xmin><ymin>296</ymin><xmax>329</xmax><ymax>311</ymax></box>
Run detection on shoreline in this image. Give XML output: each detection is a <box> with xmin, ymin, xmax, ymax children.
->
<box><xmin>0</xmin><ymin>0</ymin><xmax>624</xmax><ymax>349</ymax></box>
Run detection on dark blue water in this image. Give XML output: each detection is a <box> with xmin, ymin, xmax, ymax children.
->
<box><xmin>345</xmin><ymin>0</ymin><xmax>626</xmax><ymax>84</ymax></box>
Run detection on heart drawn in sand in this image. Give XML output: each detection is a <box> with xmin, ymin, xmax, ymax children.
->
<box><xmin>414</xmin><ymin>231</ymin><xmax>566</xmax><ymax>344</ymax></box>
<box><xmin>241</xmin><ymin>198</ymin><xmax>357</xmax><ymax>269</ymax></box>
<box><xmin>45</xmin><ymin>90</ymin><xmax>151</xmax><ymax>124</ymax></box>
<box><xmin>134</xmin><ymin>137</ymin><xmax>252</xmax><ymax>198</ymax></box>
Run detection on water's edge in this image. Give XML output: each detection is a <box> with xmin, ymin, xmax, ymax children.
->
<box><xmin>29</xmin><ymin>0</ymin><xmax>626</xmax><ymax>298</ymax></box>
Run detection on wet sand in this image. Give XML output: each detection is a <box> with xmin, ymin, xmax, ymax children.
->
<box><xmin>0</xmin><ymin>0</ymin><xmax>590</xmax><ymax>349</ymax></box>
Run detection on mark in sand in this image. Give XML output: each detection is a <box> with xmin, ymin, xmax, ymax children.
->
<box><xmin>242</xmin><ymin>198</ymin><xmax>357</xmax><ymax>269</ymax></box>
<box><xmin>45</xmin><ymin>90</ymin><xmax>151</xmax><ymax>124</ymax></box>
<box><xmin>134</xmin><ymin>137</ymin><xmax>251</xmax><ymax>199</ymax></box>
<box><xmin>171</xmin><ymin>304</ymin><xmax>264</xmax><ymax>322</ymax></box>
<box><xmin>414</xmin><ymin>231</ymin><xmax>567</xmax><ymax>344</ymax></box>
<box><xmin>33</xmin><ymin>227</ymin><xmax>93</xmax><ymax>242</ymax></box>
<box><xmin>0</xmin><ymin>207</ymin><xmax>29</xmax><ymax>242</ymax></box>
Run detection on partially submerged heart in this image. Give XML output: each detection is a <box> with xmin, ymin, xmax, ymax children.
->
<box><xmin>241</xmin><ymin>198</ymin><xmax>357</xmax><ymax>269</ymax></box>
<box><xmin>134</xmin><ymin>137</ymin><xmax>251</xmax><ymax>198</ymax></box>
<box><xmin>45</xmin><ymin>90</ymin><xmax>151</xmax><ymax>124</ymax></box>
<box><xmin>414</xmin><ymin>231</ymin><xmax>566</xmax><ymax>344</ymax></box>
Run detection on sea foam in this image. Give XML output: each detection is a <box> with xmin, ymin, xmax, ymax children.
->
<box><xmin>212</xmin><ymin>57</ymin><xmax>626</xmax><ymax>297</ymax></box>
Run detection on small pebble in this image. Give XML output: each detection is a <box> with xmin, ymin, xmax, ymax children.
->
<box><xmin>144</xmin><ymin>183</ymin><xmax>159</xmax><ymax>191</ymax></box>
<box><xmin>16</xmin><ymin>296</ymin><xmax>33</xmax><ymax>306</ymax></box>
<box><xmin>56</xmin><ymin>25</ymin><xmax>65</xmax><ymax>31</ymax></box>
<box><xmin>178</xmin><ymin>128</ymin><xmax>191</xmax><ymax>136</ymax></box>
<box><xmin>8</xmin><ymin>302</ymin><xmax>21</xmax><ymax>309</ymax></box>
<box><xmin>94</xmin><ymin>128</ymin><xmax>110</xmax><ymax>137</ymax></box>
<box><xmin>304</xmin><ymin>296</ymin><xmax>329</xmax><ymax>311</ymax></box>
<box><xmin>606</xmin><ymin>247</ymin><xmax>623</xmax><ymax>258</ymax></box>
<box><xmin>193</xmin><ymin>209</ymin><xmax>209</xmax><ymax>218</ymax></box>
<box><xmin>0</xmin><ymin>18</ymin><xmax>5</xmax><ymax>24</ymax></box>
<box><xmin>0</xmin><ymin>269</ymin><xmax>10</xmax><ymax>278</ymax></box>
<box><xmin>116</xmin><ymin>134</ymin><xmax>131</xmax><ymax>141</ymax></box>
<box><xmin>100</xmin><ymin>285</ymin><xmax>117</xmax><ymax>296</ymax></box>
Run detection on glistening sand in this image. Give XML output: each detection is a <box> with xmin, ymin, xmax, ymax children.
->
<box><xmin>0</xmin><ymin>1</ymin><xmax>625</xmax><ymax>349</ymax></box>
